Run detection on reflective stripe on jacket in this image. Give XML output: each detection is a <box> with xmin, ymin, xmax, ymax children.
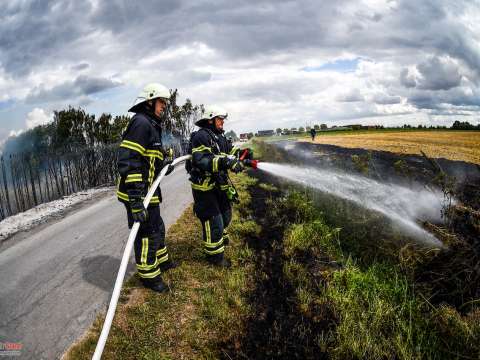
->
<box><xmin>117</xmin><ymin>113</ymin><xmax>165</xmax><ymax>203</ymax></box>
<box><xmin>189</xmin><ymin>127</ymin><xmax>239</xmax><ymax>191</ymax></box>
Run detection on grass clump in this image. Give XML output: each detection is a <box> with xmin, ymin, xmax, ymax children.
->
<box><xmin>275</xmin><ymin>190</ymin><xmax>480</xmax><ymax>359</ymax></box>
<box><xmin>327</xmin><ymin>263</ymin><xmax>436</xmax><ymax>360</ymax></box>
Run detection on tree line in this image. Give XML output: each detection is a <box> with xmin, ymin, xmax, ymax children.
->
<box><xmin>0</xmin><ymin>90</ymin><xmax>203</xmax><ymax>221</ymax></box>
<box><xmin>2</xmin><ymin>90</ymin><xmax>202</xmax><ymax>157</ymax></box>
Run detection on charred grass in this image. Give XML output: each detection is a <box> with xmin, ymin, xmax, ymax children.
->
<box><xmin>247</xmin><ymin>140</ymin><xmax>480</xmax><ymax>359</ymax></box>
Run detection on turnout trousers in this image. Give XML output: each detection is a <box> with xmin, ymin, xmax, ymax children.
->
<box><xmin>192</xmin><ymin>188</ymin><xmax>232</xmax><ymax>260</ymax></box>
<box><xmin>124</xmin><ymin>204</ymin><xmax>169</xmax><ymax>280</ymax></box>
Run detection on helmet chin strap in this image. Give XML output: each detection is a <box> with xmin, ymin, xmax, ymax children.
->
<box><xmin>142</xmin><ymin>99</ymin><xmax>165</xmax><ymax>123</ymax></box>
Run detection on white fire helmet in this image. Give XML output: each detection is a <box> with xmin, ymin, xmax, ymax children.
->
<box><xmin>195</xmin><ymin>105</ymin><xmax>228</xmax><ymax>126</ymax></box>
<box><xmin>128</xmin><ymin>83</ymin><xmax>170</xmax><ymax>113</ymax></box>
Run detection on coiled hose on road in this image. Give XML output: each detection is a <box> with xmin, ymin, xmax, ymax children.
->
<box><xmin>92</xmin><ymin>155</ymin><xmax>191</xmax><ymax>360</ymax></box>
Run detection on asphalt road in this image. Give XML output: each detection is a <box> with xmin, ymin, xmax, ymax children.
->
<box><xmin>0</xmin><ymin>168</ymin><xmax>192</xmax><ymax>360</ymax></box>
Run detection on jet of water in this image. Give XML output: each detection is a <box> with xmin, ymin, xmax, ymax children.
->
<box><xmin>257</xmin><ymin>162</ymin><xmax>444</xmax><ymax>246</ymax></box>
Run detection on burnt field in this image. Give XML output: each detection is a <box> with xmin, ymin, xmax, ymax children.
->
<box><xmin>236</xmin><ymin>140</ymin><xmax>480</xmax><ymax>358</ymax></box>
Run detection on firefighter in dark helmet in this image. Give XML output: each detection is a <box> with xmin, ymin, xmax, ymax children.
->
<box><xmin>189</xmin><ymin>105</ymin><xmax>244</xmax><ymax>267</ymax></box>
<box><xmin>117</xmin><ymin>83</ymin><xmax>176</xmax><ymax>293</ymax></box>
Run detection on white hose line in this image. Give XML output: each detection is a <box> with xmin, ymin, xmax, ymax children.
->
<box><xmin>92</xmin><ymin>155</ymin><xmax>191</xmax><ymax>360</ymax></box>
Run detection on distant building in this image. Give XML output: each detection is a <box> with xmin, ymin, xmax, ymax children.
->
<box><xmin>325</xmin><ymin>126</ymin><xmax>351</xmax><ymax>131</ymax></box>
<box><xmin>239</xmin><ymin>133</ymin><xmax>249</xmax><ymax>140</ymax></box>
<box><xmin>257</xmin><ymin>130</ymin><xmax>275</xmax><ymax>137</ymax></box>
<box><xmin>345</xmin><ymin>124</ymin><xmax>362</xmax><ymax>130</ymax></box>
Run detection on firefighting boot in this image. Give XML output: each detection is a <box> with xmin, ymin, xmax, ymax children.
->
<box><xmin>159</xmin><ymin>260</ymin><xmax>178</xmax><ymax>273</ymax></box>
<box><xmin>140</xmin><ymin>276</ymin><xmax>169</xmax><ymax>293</ymax></box>
<box><xmin>222</xmin><ymin>231</ymin><xmax>230</xmax><ymax>246</ymax></box>
<box><xmin>206</xmin><ymin>253</ymin><xmax>231</xmax><ymax>268</ymax></box>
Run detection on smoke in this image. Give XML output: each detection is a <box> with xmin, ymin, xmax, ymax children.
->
<box><xmin>257</xmin><ymin>162</ymin><xmax>445</xmax><ymax>246</ymax></box>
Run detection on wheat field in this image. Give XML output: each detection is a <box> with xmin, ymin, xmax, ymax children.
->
<box><xmin>302</xmin><ymin>131</ymin><xmax>480</xmax><ymax>164</ymax></box>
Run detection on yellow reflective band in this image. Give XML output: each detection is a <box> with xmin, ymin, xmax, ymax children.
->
<box><xmin>204</xmin><ymin>246</ymin><xmax>225</xmax><ymax>255</ymax></box>
<box><xmin>157</xmin><ymin>254</ymin><xmax>169</xmax><ymax>264</ymax></box>
<box><xmin>192</xmin><ymin>145</ymin><xmax>212</xmax><ymax>153</ymax></box>
<box><xmin>117</xmin><ymin>190</ymin><xmax>160</xmax><ymax>204</ymax></box>
<box><xmin>220</xmin><ymin>185</ymin><xmax>229</xmax><ymax>190</ymax></box>
<box><xmin>145</xmin><ymin>150</ymin><xmax>164</xmax><ymax>159</ymax></box>
<box><xmin>205</xmin><ymin>220</ymin><xmax>211</xmax><ymax>244</ymax></box>
<box><xmin>125</xmin><ymin>173</ymin><xmax>143</xmax><ymax>183</ymax></box>
<box><xmin>116</xmin><ymin>190</ymin><xmax>129</xmax><ymax>201</ymax></box>
<box><xmin>126</xmin><ymin>173</ymin><xmax>142</xmax><ymax>180</ymax></box>
<box><xmin>137</xmin><ymin>258</ymin><xmax>159</xmax><ymax>271</ymax></box>
<box><xmin>141</xmin><ymin>237</ymin><xmax>148</xmax><ymax>266</ymax></box>
<box><xmin>156</xmin><ymin>247</ymin><xmax>168</xmax><ymax>256</ymax></box>
<box><xmin>212</xmin><ymin>157</ymin><xmax>219</xmax><ymax>173</ymax></box>
<box><xmin>191</xmin><ymin>178</ymin><xmax>215</xmax><ymax>191</ymax></box>
<box><xmin>203</xmin><ymin>237</ymin><xmax>224</xmax><ymax>248</ymax></box>
<box><xmin>230</xmin><ymin>146</ymin><xmax>240</xmax><ymax>155</ymax></box>
<box><xmin>120</xmin><ymin>140</ymin><xmax>146</xmax><ymax>155</ymax></box>
<box><xmin>148</xmin><ymin>157</ymin><xmax>155</xmax><ymax>185</ymax></box>
<box><xmin>191</xmin><ymin>183</ymin><xmax>215</xmax><ymax>191</ymax></box>
<box><xmin>138</xmin><ymin>268</ymin><xmax>161</xmax><ymax>279</ymax></box>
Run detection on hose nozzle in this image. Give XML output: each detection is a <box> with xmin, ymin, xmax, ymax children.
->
<box><xmin>243</xmin><ymin>159</ymin><xmax>258</xmax><ymax>169</ymax></box>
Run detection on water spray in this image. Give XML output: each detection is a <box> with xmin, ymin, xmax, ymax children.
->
<box><xmin>256</xmin><ymin>161</ymin><xmax>444</xmax><ymax>246</ymax></box>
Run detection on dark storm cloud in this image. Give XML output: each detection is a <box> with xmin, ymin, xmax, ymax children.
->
<box><xmin>416</xmin><ymin>57</ymin><xmax>462</xmax><ymax>91</ymax></box>
<box><xmin>1</xmin><ymin>0</ymin><xmax>477</xmax><ymax>77</ymax></box>
<box><xmin>26</xmin><ymin>76</ymin><xmax>121</xmax><ymax>103</ymax></box>
<box><xmin>0</xmin><ymin>0</ymin><xmax>479</xmax><ymax>123</ymax></box>
<box><xmin>400</xmin><ymin>68</ymin><xmax>416</xmax><ymax>88</ymax></box>
<box><xmin>408</xmin><ymin>90</ymin><xmax>480</xmax><ymax>111</ymax></box>
<box><xmin>71</xmin><ymin>63</ymin><xmax>90</xmax><ymax>71</ymax></box>
<box><xmin>373</xmin><ymin>94</ymin><xmax>402</xmax><ymax>105</ymax></box>
<box><xmin>0</xmin><ymin>1</ymin><xmax>92</xmax><ymax>76</ymax></box>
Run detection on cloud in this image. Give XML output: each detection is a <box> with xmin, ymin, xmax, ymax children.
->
<box><xmin>400</xmin><ymin>68</ymin><xmax>417</xmax><ymax>88</ymax></box>
<box><xmin>0</xmin><ymin>0</ymin><xmax>479</xmax><ymax>138</ymax></box>
<box><xmin>335</xmin><ymin>89</ymin><xmax>364</xmax><ymax>102</ymax></box>
<box><xmin>416</xmin><ymin>56</ymin><xmax>462</xmax><ymax>90</ymax></box>
<box><xmin>26</xmin><ymin>108</ymin><xmax>53</xmax><ymax>129</ymax></box>
<box><xmin>71</xmin><ymin>62</ymin><xmax>90</xmax><ymax>71</ymax></box>
<box><xmin>372</xmin><ymin>94</ymin><xmax>402</xmax><ymax>105</ymax></box>
<box><xmin>26</xmin><ymin>76</ymin><xmax>122</xmax><ymax>103</ymax></box>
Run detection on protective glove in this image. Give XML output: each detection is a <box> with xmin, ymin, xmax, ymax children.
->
<box><xmin>128</xmin><ymin>192</ymin><xmax>148</xmax><ymax>223</ymax></box>
<box><xmin>225</xmin><ymin>156</ymin><xmax>245</xmax><ymax>173</ymax></box>
<box><xmin>242</xmin><ymin>159</ymin><xmax>258</xmax><ymax>169</ymax></box>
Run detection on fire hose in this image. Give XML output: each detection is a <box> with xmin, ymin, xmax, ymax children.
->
<box><xmin>92</xmin><ymin>155</ymin><xmax>191</xmax><ymax>360</ymax></box>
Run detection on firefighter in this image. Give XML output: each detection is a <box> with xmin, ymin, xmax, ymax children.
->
<box><xmin>310</xmin><ymin>127</ymin><xmax>316</xmax><ymax>141</ymax></box>
<box><xmin>117</xmin><ymin>83</ymin><xmax>176</xmax><ymax>293</ymax></box>
<box><xmin>189</xmin><ymin>106</ymin><xmax>244</xmax><ymax>267</ymax></box>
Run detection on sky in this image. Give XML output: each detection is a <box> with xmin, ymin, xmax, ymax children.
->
<box><xmin>0</xmin><ymin>0</ymin><xmax>479</xmax><ymax>144</ymax></box>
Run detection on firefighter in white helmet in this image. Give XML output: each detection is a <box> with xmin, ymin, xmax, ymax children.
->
<box><xmin>117</xmin><ymin>83</ymin><xmax>176</xmax><ymax>293</ymax></box>
<box><xmin>187</xmin><ymin>105</ymin><xmax>245</xmax><ymax>267</ymax></box>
